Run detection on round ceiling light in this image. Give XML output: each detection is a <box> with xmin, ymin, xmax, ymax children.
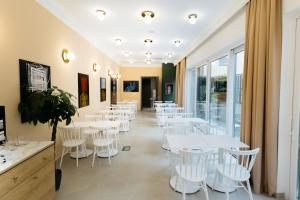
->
<box><xmin>141</xmin><ymin>11</ymin><xmax>155</xmax><ymax>24</ymax></box>
<box><xmin>145</xmin><ymin>52</ymin><xmax>152</xmax><ymax>58</ymax></box>
<box><xmin>174</xmin><ymin>40</ymin><xmax>182</xmax><ymax>47</ymax></box>
<box><xmin>123</xmin><ymin>51</ymin><xmax>131</xmax><ymax>57</ymax></box>
<box><xmin>188</xmin><ymin>14</ymin><xmax>198</xmax><ymax>24</ymax></box>
<box><xmin>146</xmin><ymin>59</ymin><xmax>151</xmax><ymax>64</ymax></box>
<box><xmin>144</xmin><ymin>39</ymin><xmax>153</xmax><ymax>47</ymax></box>
<box><xmin>96</xmin><ymin>10</ymin><xmax>106</xmax><ymax>21</ymax></box>
<box><xmin>114</xmin><ymin>38</ymin><xmax>123</xmax><ymax>46</ymax></box>
<box><xmin>167</xmin><ymin>52</ymin><xmax>174</xmax><ymax>58</ymax></box>
<box><xmin>128</xmin><ymin>59</ymin><xmax>135</xmax><ymax>64</ymax></box>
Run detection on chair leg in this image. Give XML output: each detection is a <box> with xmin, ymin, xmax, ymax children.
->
<box><xmin>76</xmin><ymin>146</ymin><xmax>79</xmax><ymax>168</ymax></box>
<box><xmin>212</xmin><ymin>171</ymin><xmax>218</xmax><ymax>190</ymax></box>
<box><xmin>246</xmin><ymin>179</ymin><xmax>254</xmax><ymax>200</ymax></box>
<box><xmin>59</xmin><ymin>147</ymin><xmax>65</xmax><ymax>169</ymax></box>
<box><xmin>174</xmin><ymin>175</ymin><xmax>178</xmax><ymax>191</ymax></box>
<box><xmin>182</xmin><ymin>179</ymin><xmax>186</xmax><ymax>200</ymax></box>
<box><xmin>107</xmin><ymin>145</ymin><xmax>111</xmax><ymax>165</ymax></box>
<box><xmin>92</xmin><ymin>146</ymin><xmax>96</xmax><ymax>168</ymax></box>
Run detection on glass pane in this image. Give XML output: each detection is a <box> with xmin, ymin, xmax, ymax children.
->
<box><xmin>187</xmin><ymin>69</ymin><xmax>196</xmax><ymax>114</ymax></box>
<box><xmin>196</xmin><ymin>66</ymin><xmax>207</xmax><ymax>119</ymax></box>
<box><xmin>209</xmin><ymin>56</ymin><xmax>228</xmax><ymax>130</ymax></box>
<box><xmin>233</xmin><ymin>51</ymin><xmax>244</xmax><ymax>138</ymax></box>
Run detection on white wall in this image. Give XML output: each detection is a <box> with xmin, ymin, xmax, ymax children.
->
<box><xmin>277</xmin><ymin>0</ymin><xmax>300</xmax><ymax>199</ymax></box>
<box><xmin>186</xmin><ymin>8</ymin><xmax>246</xmax><ymax>69</ymax></box>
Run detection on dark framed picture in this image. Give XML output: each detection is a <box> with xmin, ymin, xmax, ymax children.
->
<box><xmin>0</xmin><ymin>106</ymin><xmax>6</xmax><ymax>144</ymax></box>
<box><xmin>19</xmin><ymin>59</ymin><xmax>51</xmax><ymax>102</ymax></box>
<box><xmin>100</xmin><ymin>77</ymin><xmax>106</xmax><ymax>102</ymax></box>
<box><xmin>78</xmin><ymin>73</ymin><xmax>89</xmax><ymax>108</ymax></box>
<box><xmin>123</xmin><ymin>81</ymin><xmax>139</xmax><ymax>92</ymax></box>
<box><xmin>19</xmin><ymin>59</ymin><xmax>51</xmax><ymax>122</ymax></box>
<box><xmin>165</xmin><ymin>83</ymin><xmax>174</xmax><ymax>95</ymax></box>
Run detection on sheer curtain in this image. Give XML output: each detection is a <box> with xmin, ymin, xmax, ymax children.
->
<box><xmin>184</xmin><ymin>69</ymin><xmax>196</xmax><ymax>114</ymax></box>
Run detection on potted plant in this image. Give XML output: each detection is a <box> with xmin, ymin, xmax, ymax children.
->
<box><xmin>18</xmin><ymin>86</ymin><xmax>77</xmax><ymax>190</ymax></box>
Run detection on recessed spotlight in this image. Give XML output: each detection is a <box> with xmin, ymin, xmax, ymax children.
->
<box><xmin>174</xmin><ymin>40</ymin><xmax>182</xmax><ymax>47</ymax></box>
<box><xmin>163</xmin><ymin>61</ymin><xmax>168</xmax><ymax>64</ymax></box>
<box><xmin>188</xmin><ymin>14</ymin><xmax>198</xmax><ymax>24</ymax></box>
<box><xmin>167</xmin><ymin>52</ymin><xmax>174</xmax><ymax>58</ymax></box>
<box><xmin>114</xmin><ymin>38</ymin><xmax>123</xmax><ymax>46</ymax></box>
<box><xmin>128</xmin><ymin>59</ymin><xmax>135</xmax><ymax>64</ymax></box>
<box><xmin>141</xmin><ymin>11</ymin><xmax>155</xmax><ymax>24</ymax></box>
<box><xmin>96</xmin><ymin>10</ymin><xmax>106</xmax><ymax>21</ymax></box>
<box><xmin>146</xmin><ymin>59</ymin><xmax>151</xmax><ymax>64</ymax></box>
<box><xmin>123</xmin><ymin>51</ymin><xmax>131</xmax><ymax>57</ymax></box>
<box><xmin>144</xmin><ymin>39</ymin><xmax>153</xmax><ymax>47</ymax></box>
<box><xmin>145</xmin><ymin>52</ymin><xmax>152</xmax><ymax>58</ymax></box>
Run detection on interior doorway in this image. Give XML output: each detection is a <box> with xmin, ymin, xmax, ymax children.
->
<box><xmin>141</xmin><ymin>77</ymin><xmax>158</xmax><ymax>109</ymax></box>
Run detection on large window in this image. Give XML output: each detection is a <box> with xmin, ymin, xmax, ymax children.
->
<box><xmin>189</xmin><ymin>45</ymin><xmax>244</xmax><ymax>137</ymax></box>
<box><xmin>196</xmin><ymin>65</ymin><xmax>207</xmax><ymax>119</ymax></box>
<box><xmin>209</xmin><ymin>56</ymin><xmax>228</xmax><ymax>129</ymax></box>
<box><xmin>233</xmin><ymin>50</ymin><xmax>244</xmax><ymax>137</ymax></box>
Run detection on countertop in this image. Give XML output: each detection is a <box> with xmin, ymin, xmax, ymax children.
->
<box><xmin>0</xmin><ymin>141</ymin><xmax>54</xmax><ymax>174</ymax></box>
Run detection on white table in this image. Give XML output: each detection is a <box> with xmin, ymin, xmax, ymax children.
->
<box><xmin>163</xmin><ymin>117</ymin><xmax>209</xmax><ymax>126</ymax></box>
<box><xmin>68</xmin><ymin>121</ymin><xmax>121</xmax><ymax>158</ymax></box>
<box><xmin>167</xmin><ymin>135</ymin><xmax>248</xmax><ymax>194</ymax></box>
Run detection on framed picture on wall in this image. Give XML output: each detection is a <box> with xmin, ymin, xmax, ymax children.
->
<box><xmin>0</xmin><ymin>106</ymin><xmax>6</xmax><ymax>144</ymax></box>
<box><xmin>100</xmin><ymin>77</ymin><xmax>106</xmax><ymax>102</ymax></box>
<box><xmin>123</xmin><ymin>81</ymin><xmax>139</xmax><ymax>92</ymax></box>
<box><xmin>78</xmin><ymin>73</ymin><xmax>89</xmax><ymax>108</ymax></box>
<box><xmin>165</xmin><ymin>83</ymin><xmax>174</xmax><ymax>95</ymax></box>
<box><xmin>19</xmin><ymin>59</ymin><xmax>51</xmax><ymax>122</ymax></box>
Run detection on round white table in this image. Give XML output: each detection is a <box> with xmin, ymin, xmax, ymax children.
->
<box><xmin>68</xmin><ymin>121</ymin><xmax>120</xmax><ymax>158</ymax></box>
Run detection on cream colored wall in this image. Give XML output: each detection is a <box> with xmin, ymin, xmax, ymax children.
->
<box><xmin>0</xmin><ymin>0</ymin><xmax>119</xmax><ymax>156</ymax></box>
<box><xmin>119</xmin><ymin>67</ymin><xmax>162</xmax><ymax>110</ymax></box>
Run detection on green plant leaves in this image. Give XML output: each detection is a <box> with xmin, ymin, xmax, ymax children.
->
<box><xmin>18</xmin><ymin>86</ymin><xmax>78</xmax><ymax>141</ymax></box>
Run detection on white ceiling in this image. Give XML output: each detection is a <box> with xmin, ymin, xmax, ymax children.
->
<box><xmin>37</xmin><ymin>0</ymin><xmax>244</xmax><ymax>67</ymax></box>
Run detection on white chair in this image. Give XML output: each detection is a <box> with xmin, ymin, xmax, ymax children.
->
<box><xmin>214</xmin><ymin>148</ymin><xmax>260</xmax><ymax>200</ymax></box>
<box><xmin>58</xmin><ymin>126</ymin><xmax>86</xmax><ymax>168</ymax></box>
<box><xmin>175</xmin><ymin>148</ymin><xmax>211</xmax><ymax>200</ymax></box>
<box><xmin>90</xmin><ymin>128</ymin><xmax>114</xmax><ymax>167</ymax></box>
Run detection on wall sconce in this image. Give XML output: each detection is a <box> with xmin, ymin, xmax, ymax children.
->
<box><xmin>108</xmin><ymin>70</ymin><xmax>121</xmax><ymax>80</ymax></box>
<box><xmin>62</xmin><ymin>49</ymin><xmax>75</xmax><ymax>63</ymax></box>
<box><xmin>93</xmin><ymin>63</ymin><xmax>101</xmax><ymax>72</ymax></box>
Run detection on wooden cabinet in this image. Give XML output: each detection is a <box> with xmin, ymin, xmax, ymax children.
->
<box><xmin>0</xmin><ymin>144</ymin><xmax>55</xmax><ymax>200</ymax></box>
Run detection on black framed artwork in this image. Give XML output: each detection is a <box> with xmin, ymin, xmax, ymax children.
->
<box><xmin>165</xmin><ymin>83</ymin><xmax>174</xmax><ymax>95</ymax></box>
<box><xmin>78</xmin><ymin>73</ymin><xmax>89</xmax><ymax>108</ymax></box>
<box><xmin>19</xmin><ymin>59</ymin><xmax>51</xmax><ymax>122</ymax></box>
<box><xmin>0</xmin><ymin>106</ymin><xmax>6</xmax><ymax>144</ymax></box>
<box><xmin>100</xmin><ymin>77</ymin><xmax>106</xmax><ymax>102</ymax></box>
<box><xmin>123</xmin><ymin>81</ymin><xmax>139</xmax><ymax>92</ymax></box>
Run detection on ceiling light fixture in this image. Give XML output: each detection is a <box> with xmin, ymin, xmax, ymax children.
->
<box><xmin>123</xmin><ymin>51</ymin><xmax>131</xmax><ymax>57</ymax></box>
<box><xmin>128</xmin><ymin>59</ymin><xmax>135</xmax><ymax>64</ymax></box>
<box><xmin>62</xmin><ymin>49</ymin><xmax>75</xmax><ymax>63</ymax></box>
<box><xmin>93</xmin><ymin>63</ymin><xmax>101</xmax><ymax>72</ymax></box>
<box><xmin>167</xmin><ymin>52</ymin><xmax>174</xmax><ymax>58</ymax></box>
<box><xmin>174</xmin><ymin>40</ymin><xmax>182</xmax><ymax>47</ymax></box>
<box><xmin>188</xmin><ymin>14</ymin><xmax>198</xmax><ymax>24</ymax></box>
<box><xmin>146</xmin><ymin>59</ymin><xmax>151</xmax><ymax>65</ymax></box>
<box><xmin>144</xmin><ymin>38</ymin><xmax>153</xmax><ymax>47</ymax></box>
<box><xmin>96</xmin><ymin>10</ymin><xmax>106</xmax><ymax>21</ymax></box>
<box><xmin>141</xmin><ymin>11</ymin><xmax>155</xmax><ymax>24</ymax></box>
<box><xmin>114</xmin><ymin>38</ymin><xmax>123</xmax><ymax>46</ymax></box>
<box><xmin>145</xmin><ymin>52</ymin><xmax>152</xmax><ymax>58</ymax></box>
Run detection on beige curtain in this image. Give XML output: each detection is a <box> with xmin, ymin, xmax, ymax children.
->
<box><xmin>241</xmin><ymin>0</ymin><xmax>282</xmax><ymax>195</ymax></box>
<box><xmin>175</xmin><ymin>58</ymin><xmax>186</xmax><ymax>107</ymax></box>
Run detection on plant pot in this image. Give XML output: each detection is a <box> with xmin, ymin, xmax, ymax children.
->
<box><xmin>55</xmin><ymin>169</ymin><xmax>62</xmax><ymax>191</ymax></box>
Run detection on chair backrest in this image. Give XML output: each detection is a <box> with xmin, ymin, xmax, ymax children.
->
<box><xmin>219</xmin><ymin>148</ymin><xmax>260</xmax><ymax>180</ymax></box>
<box><xmin>178</xmin><ymin>148</ymin><xmax>211</xmax><ymax>181</ymax></box>
<box><xmin>89</xmin><ymin>128</ymin><xmax>110</xmax><ymax>142</ymax></box>
<box><xmin>58</xmin><ymin>126</ymin><xmax>82</xmax><ymax>144</ymax></box>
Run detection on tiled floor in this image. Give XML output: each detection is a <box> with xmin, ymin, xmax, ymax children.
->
<box><xmin>55</xmin><ymin>111</ymin><xmax>275</xmax><ymax>200</ymax></box>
